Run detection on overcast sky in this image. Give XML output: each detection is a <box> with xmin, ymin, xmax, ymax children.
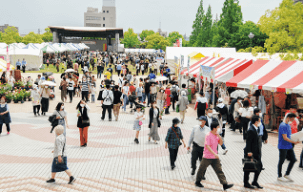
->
<box><xmin>1</xmin><ymin>0</ymin><xmax>282</xmax><ymax>36</ymax></box>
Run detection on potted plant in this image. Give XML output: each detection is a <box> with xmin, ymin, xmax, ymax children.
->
<box><xmin>26</xmin><ymin>91</ymin><xmax>31</xmax><ymax>101</ymax></box>
<box><xmin>5</xmin><ymin>92</ymin><xmax>13</xmax><ymax>103</ymax></box>
<box><xmin>13</xmin><ymin>94</ymin><xmax>19</xmax><ymax>103</ymax></box>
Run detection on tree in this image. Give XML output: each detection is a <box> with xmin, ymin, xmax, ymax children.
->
<box><xmin>258</xmin><ymin>0</ymin><xmax>303</xmax><ymax>54</ymax></box>
<box><xmin>139</xmin><ymin>30</ymin><xmax>155</xmax><ymax>41</ymax></box>
<box><xmin>195</xmin><ymin>5</ymin><xmax>213</xmax><ymax>47</ymax></box>
<box><xmin>145</xmin><ymin>33</ymin><xmax>170</xmax><ymax>50</ymax></box>
<box><xmin>214</xmin><ymin>0</ymin><xmax>243</xmax><ymax>47</ymax></box>
<box><xmin>120</xmin><ymin>28</ymin><xmax>140</xmax><ymax>48</ymax></box>
<box><xmin>229</xmin><ymin>21</ymin><xmax>268</xmax><ymax>50</ymax></box>
<box><xmin>189</xmin><ymin>0</ymin><xmax>204</xmax><ymax>46</ymax></box>
<box><xmin>167</xmin><ymin>31</ymin><xmax>184</xmax><ymax>46</ymax></box>
<box><xmin>22</xmin><ymin>32</ymin><xmax>44</xmax><ymax>44</ymax></box>
<box><xmin>41</xmin><ymin>28</ymin><xmax>53</xmax><ymax>42</ymax></box>
<box><xmin>1</xmin><ymin>26</ymin><xmax>22</xmax><ymax>44</ymax></box>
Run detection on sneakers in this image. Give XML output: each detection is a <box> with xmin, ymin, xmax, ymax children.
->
<box><xmin>46</xmin><ymin>179</ymin><xmax>55</xmax><ymax>183</ymax></box>
<box><xmin>277</xmin><ymin>177</ymin><xmax>288</xmax><ymax>182</ymax></box>
<box><xmin>195</xmin><ymin>182</ymin><xmax>204</xmax><ymax>188</ymax></box>
<box><xmin>7</xmin><ymin>132</ymin><xmax>10</xmax><ymax>135</ymax></box>
<box><xmin>223</xmin><ymin>184</ymin><xmax>234</xmax><ymax>190</ymax></box>
<box><xmin>134</xmin><ymin>138</ymin><xmax>139</xmax><ymax>144</ymax></box>
<box><xmin>68</xmin><ymin>176</ymin><xmax>76</xmax><ymax>184</ymax></box>
<box><xmin>284</xmin><ymin>175</ymin><xmax>294</xmax><ymax>182</ymax></box>
<box><xmin>223</xmin><ymin>149</ymin><xmax>228</xmax><ymax>155</ymax></box>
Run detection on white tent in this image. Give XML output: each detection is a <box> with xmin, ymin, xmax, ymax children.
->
<box><xmin>0</xmin><ymin>49</ymin><xmax>43</xmax><ymax>70</ymax></box>
<box><xmin>0</xmin><ymin>43</ymin><xmax>7</xmax><ymax>49</ymax></box>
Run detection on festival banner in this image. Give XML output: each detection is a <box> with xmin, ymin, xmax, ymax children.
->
<box><xmin>199</xmin><ymin>65</ymin><xmax>215</xmax><ymax>82</ymax></box>
<box><xmin>6</xmin><ymin>46</ymin><xmax>10</xmax><ymax>71</ymax></box>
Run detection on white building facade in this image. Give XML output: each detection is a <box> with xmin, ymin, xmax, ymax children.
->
<box><xmin>84</xmin><ymin>0</ymin><xmax>116</xmax><ymax>28</ymax></box>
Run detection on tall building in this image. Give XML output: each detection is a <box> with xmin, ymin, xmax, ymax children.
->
<box><xmin>0</xmin><ymin>24</ymin><xmax>19</xmax><ymax>33</ymax></box>
<box><xmin>84</xmin><ymin>0</ymin><xmax>116</xmax><ymax>28</ymax></box>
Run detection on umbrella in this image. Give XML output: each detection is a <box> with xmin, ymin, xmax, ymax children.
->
<box><xmin>230</xmin><ymin>90</ymin><xmax>248</xmax><ymax>99</ymax></box>
<box><xmin>155</xmin><ymin>76</ymin><xmax>168</xmax><ymax>81</ymax></box>
<box><xmin>65</xmin><ymin>69</ymin><xmax>75</xmax><ymax>73</ymax></box>
<box><xmin>41</xmin><ymin>81</ymin><xmax>57</xmax><ymax>87</ymax></box>
<box><xmin>43</xmin><ymin>72</ymin><xmax>53</xmax><ymax>77</ymax></box>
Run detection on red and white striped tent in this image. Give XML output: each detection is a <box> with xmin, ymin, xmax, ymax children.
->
<box><xmin>181</xmin><ymin>57</ymin><xmax>253</xmax><ymax>82</ymax></box>
<box><xmin>226</xmin><ymin>60</ymin><xmax>303</xmax><ymax>93</ymax></box>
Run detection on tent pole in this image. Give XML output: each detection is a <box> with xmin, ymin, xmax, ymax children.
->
<box><xmin>212</xmin><ymin>80</ymin><xmax>216</xmax><ymax>107</ymax></box>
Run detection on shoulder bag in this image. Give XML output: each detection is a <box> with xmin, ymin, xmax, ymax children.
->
<box><xmin>171</xmin><ymin>127</ymin><xmax>182</xmax><ymax>146</ymax></box>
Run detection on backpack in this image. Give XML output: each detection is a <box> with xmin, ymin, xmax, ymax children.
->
<box><xmin>171</xmin><ymin>87</ymin><xmax>178</xmax><ymax>98</ymax></box>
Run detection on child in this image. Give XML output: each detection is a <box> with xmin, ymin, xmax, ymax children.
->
<box><xmin>134</xmin><ymin>105</ymin><xmax>144</xmax><ymax>144</ymax></box>
<box><xmin>91</xmin><ymin>82</ymin><xmax>96</xmax><ymax>103</ymax></box>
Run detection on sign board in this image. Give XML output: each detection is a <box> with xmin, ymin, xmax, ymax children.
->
<box><xmin>81</xmin><ymin>41</ymin><xmax>96</xmax><ymax>45</ymax></box>
<box><xmin>200</xmin><ymin>66</ymin><xmax>215</xmax><ymax>82</ymax></box>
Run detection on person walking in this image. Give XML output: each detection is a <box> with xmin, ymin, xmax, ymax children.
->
<box><xmin>144</xmin><ymin>78</ymin><xmax>151</xmax><ymax>107</ymax></box>
<box><xmin>60</xmin><ymin>77</ymin><xmax>68</xmax><ymax>102</ymax></box>
<box><xmin>136</xmin><ymin>82</ymin><xmax>144</xmax><ymax>103</ymax></box>
<box><xmin>195</xmin><ymin>122</ymin><xmax>234</xmax><ymax>190</ymax></box>
<box><xmin>16</xmin><ymin>59</ymin><xmax>21</xmax><ymax>70</ymax></box>
<box><xmin>113</xmin><ymin>85</ymin><xmax>123</xmax><ymax>121</ymax></box>
<box><xmin>101</xmin><ymin>84</ymin><xmax>113</xmax><ymax>121</ymax></box>
<box><xmin>21</xmin><ymin>58</ymin><xmax>27</xmax><ymax>73</ymax></box>
<box><xmin>122</xmin><ymin>81</ymin><xmax>130</xmax><ymax>112</ymax></box>
<box><xmin>67</xmin><ymin>76</ymin><xmax>75</xmax><ymax>103</ymax></box>
<box><xmin>41</xmin><ymin>86</ymin><xmax>51</xmax><ymax>116</ymax></box>
<box><xmin>76</xmin><ymin>100</ymin><xmax>90</xmax><ymax>147</ymax></box>
<box><xmin>97</xmin><ymin>63</ymin><xmax>102</xmax><ymax>79</ymax></box>
<box><xmin>165</xmin><ymin>118</ymin><xmax>186</xmax><ymax>170</ymax></box>
<box><xmin>150</xmin><ymin>82</ymin><xmax>157</xmax><ymax>103</ymax></box>
<box><xmin>170</xmin><ymin>83</ymin><xmax>179</xmax><ymax>111</ymax></box>
<box><xmin>253</xmin><ymin>108</ymin><xmax>268</xmax><ymax>157</ymax></box>
<box><xmin>141</xmin><ymin>63</ymin><xmax>145</xmax><ymax>76</ymax></box>
<box><xmin>187</xmin><ymin>116</ymin><xmax>210</xmax><ymax>176</ymax></box>
<box><xmin>277</xmin><ymin>113</ymin><xmax>300</xmax><ymax>182</ymax></box>
<box><xmin>31</xmin><ymin>85</ymin><xmax>41</xmax><ymax>116</ymax></box>
<box><xmin>239</xmin><ymin>100</ymin><xmax>254</xmax><ymax>141</ymax></box>
<box><xmin>243</xmin><ymin>115</ymin><xmax>264</xmax><ymax>189</ymax></box>
<box><xmin>194</xmin><ymin>91</ymin><xmax>208</xmax><ymax>119</ymax></box>
<box><xmin>232</xmin><ymin>97</ymin><xmax>243</xmax><ymax>132</ymax></box>
<box><xmin>148</xmin><ymin>101</ymin><xmax>161</xmax><ymax>143</ymax></box>
<box><xmin>80</xmin><ymin>76</ymin><xmax>90</xmax><ymax>102</ymax></box>
<box><xmin>46</xmin><ymin>125</ymin><xmax>75</xmax><ymax>184</ymax></box>
<box><xmin>178</xmin><ymin>90</ymin><xmax>189</xmax><ymax>124</ymax></box>
<box><xmin>134</xmin><ymin>106</ymin><xmax>145</xmax><ymax>144</ymax></box>
<box><xmin>164</xmin><ymin>85</ymin><xmax>171</xmax><ymax>114</ymax></box>
<box><xmin>156</xmin><ymin>87</ymin><xmax>167</xmax><ymax>117</ymax></box>
<box><xmin>52</xmin><ymin>102</ymin><xmax>69</xmax><ymax>136</ymax></box>
<box><xmin>0</xmin><ymin>95</ymin><xmax>11</xmax><ymax>135</ymax></box>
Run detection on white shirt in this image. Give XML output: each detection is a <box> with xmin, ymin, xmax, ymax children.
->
<box><xmin>53</xmin><ymin>134</ymin><xmax>66</xmax><ymax>158</ymax></box>
<box><xmin>67</xmin><ymin>79</ymin><xmax>75</xmax><ymax>91</ymax></box>
<box><xmin>118</xmin><ymin>78</ymin><xmax>124</xmax><ymax>88</ymax></box>
<box><xmin>102</xmin><ymin>89</ymin><xmax>114</xmax><ymax>105</ymax></box>
<box><xmin>141</xmin><ymin>65</ymin><xmax>144</xmax><ymax>71</ymax></box>
<box><xmin>134</xmin><ymin>112</ymin><xmax>143</xmax><ymax>121</ymax></box>
<box><xmin>239</xmin><ymin>107</ymin><xmax>254</xmax><ymax>117</ymax></box>
<box><xmin>188</xmin><ymin>125</ymin><xmax>211</xmax><ymax>147</ymax></box>
<box><xmin>123</xmin><ymin>86</ymin><xmax>129</xmax><ymax>95</ymax></box>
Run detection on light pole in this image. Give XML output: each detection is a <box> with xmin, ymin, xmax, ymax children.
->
<box><xmin>248</xmin><ymin>32</ymin><xmax>254</xmax><ymax>52</ymax></box>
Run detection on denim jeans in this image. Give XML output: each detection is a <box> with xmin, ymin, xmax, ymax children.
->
<box><xmin>97</xmin><ymin>70</ymin><xmax>102</xmax><ymax>78</ymax></box>
<box><xmin>142</xmin><ymin>93</ymin><xmax>146</xmax><ymax>103</ymax></box>
<box><xmin>91</xmin><ymin>94</ymin><xmax>95</xmax><ymax>103</ymax></box>
<box><xmin>123</xmin><ymin>94</ymin><xmax>128</xmax><ymax>111</ymax></box>
<box><xmin>278</xmin><ymin>148</ymin><xmax>297</xmax><ymax>177</ymax></box>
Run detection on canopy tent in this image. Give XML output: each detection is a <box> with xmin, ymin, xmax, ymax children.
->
<box><xmin>23</xmin><ymin>43</ymin><xmax>39</xmax><ymax>50</ymax></box>
<box><xmin>181</xmin><ymin>57</ymin><xmax>226</xmax><ymax>75</ymax></box>
<box><xmin>0</xmin><ymin>49</ymin><xmax>43</xmax><ymax>70</ymax></box>
<box><xmin>41</xmin><ymin>45</ymin><xmax>58</xmax><ymax>53</ymax></box>
<box><xmin>210</xmin><ymin>58</ymin><xmax>253</xmax><ymax>82</ymax></box>
<box><xmin>226</xmin><ymin>60</ymin><xmax>303</xmax><ymax>93</ymax></box>
<box><xmin>0</xmin><ymin>43</ymin><xmax>7</xmax><ymax>49</ymax></box>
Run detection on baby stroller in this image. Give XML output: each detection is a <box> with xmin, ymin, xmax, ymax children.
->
<box><xmin>129</xmin><ymin>94</ymin><xmax>146</xmax><ymax>114</ymax></box>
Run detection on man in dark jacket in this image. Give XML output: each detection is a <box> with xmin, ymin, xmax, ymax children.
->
<box><xmin>244</xmin><ymin>115</ymin><xmax>263</xmax><ymax>189</ymax></box>
<box><xmin>253</xmin><ymin>108</ymin><xmax>268</xmax><ymax>157</ymax></box>
<box><xmin>229</xmin><ymin>98</ymin><xmax>237</xmax><ymax>129</ymax></box>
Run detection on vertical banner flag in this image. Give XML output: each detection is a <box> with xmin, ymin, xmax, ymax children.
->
<box><xmin>179</xmin><ymin>38</ymin><xmax>182</xmax><ymax>47</ymax></box>
<box><xmin>6</xmin><ymin>46</ymin><xmax>10</xmax><ymax>71</ymax></box>
<box><xmin>179</xmin><ymin>55</ymin><xmax>184</xmax><ymax>81</ymax></box>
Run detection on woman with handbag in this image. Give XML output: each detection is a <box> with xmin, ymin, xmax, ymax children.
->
<box><xmin>52</xmin><ymin>102</ymin><xmax>69</xmax><ymax>136</ymax></box>
<box><xmin>76</xmin><ymin>100</ymin><xmax>90</xmax><ymax>147</ymax></box>
<box><xmin>148</xmin><ymin>101</ymin><xmax>161</xmax><ymax>144</ymax></box>
<box><xmin>41</xmin><ymin>85</ymin><xmax>51</xmax><ymax>116</ymax></box>
<box><xmin>46</xmin><ymin>125</ymin><xmax>75</xmax><ymax>184</ymax></box>
<box><xmin>133</xmin><ymin>105</ymin><xmax>145</xmax><ymax>144</ymax></box>
<box><xmin>165</xmin><ymin>118</ymin><xmax>186</xmax><ymax>170</ymax></box>
<box><xmin>0</xmin><ymin>95</ymin><xmax>11</xmax><ymax>135</ymax></box>
<box><xmin>31</xmin><ymin>84</ymin><xmax>41</xmax><ymax>116</ymax></box>
<box><xmin>156</xmin><ymin>87</ymin><xmax>167</xmax><ymax>118</ymax></box>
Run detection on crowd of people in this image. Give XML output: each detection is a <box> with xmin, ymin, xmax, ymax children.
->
<box><xmin>0</xmin><ymin>51</ymin><xmax>302</xmax><ymax>190</ymax></box>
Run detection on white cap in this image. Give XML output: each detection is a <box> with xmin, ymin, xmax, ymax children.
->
<box><xmin>218</xmin><ymin>98</ymin><xmax>223</xmax><ymax>103</ymax></box>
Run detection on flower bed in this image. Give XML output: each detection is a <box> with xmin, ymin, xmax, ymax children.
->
<box><xmin>0</xmin><ymin>81</ymin><xmax>32</xmax><ymax>104</ymax></box>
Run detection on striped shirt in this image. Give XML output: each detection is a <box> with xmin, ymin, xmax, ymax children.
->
<box><xmin>81</xmin><ymin>81</ymin><xmax>90</xmax><ymax>92</ymax></box>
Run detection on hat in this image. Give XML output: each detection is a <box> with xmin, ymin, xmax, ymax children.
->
<box><xmin>218</xmin><ymin>98</ymin><xmax>223</xmax><ymax>103</ymax></box>
<box><xmin>130</xmin><ymin>81</ymin><xmax>134</xmax><ymax>85</ymax></box>
<box><xmin>199</xmin><ymin>116</ymin><xmax>207</xmax><ymax>121</ymax></box>
<box><xmin>172</xmin><ymin>118</ymin><xmax>180</xmax><ymax>125</ymax></box>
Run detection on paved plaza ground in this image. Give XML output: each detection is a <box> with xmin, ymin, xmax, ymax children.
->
<box><xmin>0</xmin><ymin>73</ymin><xmax>303</xmax><ymax>192</ymax></box>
